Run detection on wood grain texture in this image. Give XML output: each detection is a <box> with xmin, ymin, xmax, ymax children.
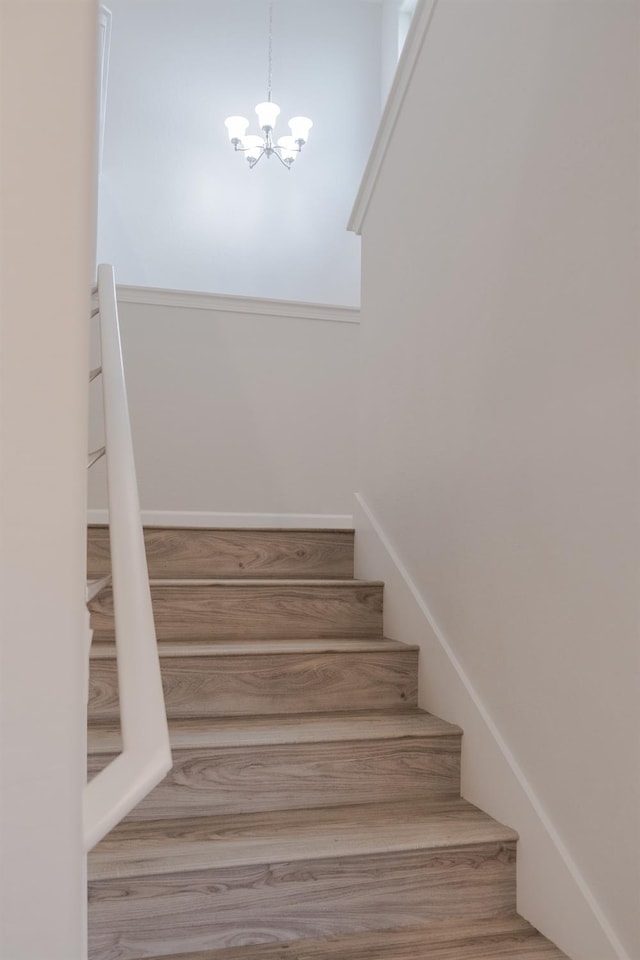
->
<box><xmin>89</xmin><ymin>800</ymin><xmax>518</xmax><ymax>960</ymax></box>
<box><xmin>89</xmin><ymin>637</ymin><xmax>412</xmax><ymax>657</ymax></box>
<box><xmin>89</xmin><ymin>580</ymin><xmax>383</xmax><ymax>640</ymax></box>
<box><xmin>89</xmin><ymin>843</ymin><xmax>517</xmax><ymax>959</ymax></box>
<box><xmin>88</xmin><ymin>713</ymin><xmax>462</xmax><ymax>819</ymax></box>
<box><xmin>85</xmin><ymin>525</ymin><xmax>568</xmax><ymax>960</ymax></box>
<box><xmin>87</xmin><ymin>527</ymin><xmax>354</xmax><ymax>581</ymax></box>
<box><xmin>87</xmin><ymin>710</ymin><xmax>461</xmax><ymax>752</ymax></box>
<box><xmin>89</xmin><ymin>798</ymin><xmax>518</xmax><ymax>879</ymax></box>
<box><xmin>89</xmin><ymin>644</ymin><xmax>418</xmax><ymax>722</ymax></box>
<box><xmin>147</xmin><ymin>917</ymin><xmax>570</xmax><ymax>960</ymax></box>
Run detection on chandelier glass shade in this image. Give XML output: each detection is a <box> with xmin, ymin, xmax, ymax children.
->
<box><xmin>224</xmin><ymin>3</ymin><xmax>312</xmax><ymax>169</ymax></box>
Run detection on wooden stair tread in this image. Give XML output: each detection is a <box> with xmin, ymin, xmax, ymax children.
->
<box><xmin>87</xmin><ymin>709</ymin><xmax>462</xmax><ymax>754</ymax></box>
<box><xmin>88</xmin><ymin>709</ymin><xmax>461</xmax><ymax>819</ymax></box>
<box><xmin>88</xmin><ymin>797</ymin><xmax>518</xmax><ymax>880</ymax></box>
<box><xmin>90</xmin><ymin>636</ymin><xmax>417</xmax><ymax>658</ymax></box>
<box><xmin>149</xmin><ymin>917</ymin><xmax>569</xmax><ymax>960</ymax></box>
<box><xmin>89</xmin><ymin>639</ymin><xmax>418</xmax><ymax>722</ymax></box>
<box><xmin>146</xmin><ymin>578</ymin><xmax>382</xmax><ymax>587</ymax></box>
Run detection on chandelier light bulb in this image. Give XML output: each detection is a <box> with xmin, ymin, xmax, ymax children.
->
<box><xmin>277</xmin><ymin>135</ymin><xmax>298</xmax><ymax>165</ymax></box>
<box><xmin>255</xmin><ymin>101</ymin><xmax>280</xmax><ymax>132</ymax></box>
<box><xmin>288</xmin><ymin>116</ymin><xmax>313</xmax><ymax>145</ymax></box>
<box><xmin>224</xmin><ymin>116</ymin><xmax>249</xmax><ymax>145</ymax></box>
<box><xmin>242</xmin><ymin>135</ymin><xmax>264</xmax><ymax>164</ymax></box>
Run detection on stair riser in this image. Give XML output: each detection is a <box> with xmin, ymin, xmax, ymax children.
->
<box><xmin>88</xmin><ymin>528</ymin><xmax>355</xmax><ymax>581</ymax></box>
<box><xmin>89</xmin><ymin>651</ymin><xmax>418</xmax><ymax>721</ymax></box>
<box><xmin>88</xmin><ymin>842</ymin><xmax>517</xmax><ymax>960</ymax></box>
<box><xmin>89</xmin><ymin>583</ymin><xmax>383</xmax><ymax>640</ymax></box>
<box><xmin>88</xmin><ymin>735</ymin><xmax>462</xmax><ymax>820</ymax></box>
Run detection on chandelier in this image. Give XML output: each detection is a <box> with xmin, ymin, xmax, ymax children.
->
<box><xmin>224</xmin><ymin>1</ymin><xmax>312</xmax><ymax>169</ymax></box>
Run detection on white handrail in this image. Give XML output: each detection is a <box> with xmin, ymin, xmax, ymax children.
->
<box><xmin>84</xmin><ymin>264</ymin><xmax>172</xmax><ymax>851</ymax></box>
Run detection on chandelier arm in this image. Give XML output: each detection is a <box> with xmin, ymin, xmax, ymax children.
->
<box><xmin>248</xmin><ymin>148</ymin><xmax>267</xmax><ymax>169</ymax></box>
<box><xmin>232</xmin><ymin>139</ymin><xmax>302</xmax><ymax>156</ymax></box>
<box><xmin>272</xmin><ymin>144</ymin><xmax>301</xmax><ymax>156</ymax></box>
<box><xmin>272</xmin><ymin>147</ymin><xmax>292</xmax><ymax>169</ymax></box>
<box><xmin>234</xmin><ymin>143</ymin><xmax>257</xmax><ymax>153</ymax></box>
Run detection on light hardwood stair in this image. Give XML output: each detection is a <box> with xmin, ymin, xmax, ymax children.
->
<box><xmin>144</xmin><ymin>918</ymin><xmax>568</xmax><ymax>960</ymax></box>
<box><xmin>89</xmin><ymin>638</ymin><xmax>418</xmax><ymax>720</ymax></box>
<box><xmin>88</xmin><ymin>710</ymin><xmax>462</xmax><ymax>819</ymax></box>
<box><xmin>88</xmin><ymin>798</ymin><xmax>518</xmax><ymax>959</ymax></box>
<box><xmin>89</xmin><ymin>579</ymin><xmax>383</xmax><ymax>640</ymax></box>
<box><xmin>88</xmin><ymin>526</ymin><xmax>354</xmax><ymax>580</ymax></box>
<box><xmin>87</xmin><ymin>526</ymin><xmax>570</xmax><ymax>960</ymax></box>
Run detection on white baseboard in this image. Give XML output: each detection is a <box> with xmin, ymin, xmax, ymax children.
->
<box><xmin>87</xmin><ymin>509</ymin><xmax>354</xmax><ymax>530</ymax></box>
<box><xmin>353</xmin><ymin>492</ymin><xmax>629</xmax><ymax>960</ymax></box>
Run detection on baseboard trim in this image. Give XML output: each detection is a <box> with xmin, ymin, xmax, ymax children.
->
<box><xmin>87</xmin><ymin>509</ymin><xmax>354</xmax><ymax>530</ymax></box>
<box><xmin>354</xmin><ymin>491</ymin><xmax>630</xmax><ymax>960</ymax></box>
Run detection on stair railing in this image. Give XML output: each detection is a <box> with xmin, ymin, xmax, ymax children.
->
<box><xmin>84</xmin><ymin>263</ymin><xmax>172</xmax><ymax>851</ymax></box>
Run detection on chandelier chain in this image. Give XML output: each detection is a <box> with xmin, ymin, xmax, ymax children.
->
<box><xmin>267</xmin><ymin>0</ymin><xmax>273</xmax><ymax>103</ymax></box>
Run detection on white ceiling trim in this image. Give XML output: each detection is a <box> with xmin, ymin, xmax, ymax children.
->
<box><xmin>116</xmin><ymin>285</ymin><xmax>361</xmax><ymax>325</ymax></box>
<box><xmin>348</xmin><ymin>0</ymin><xmax>439</xmax><ymax>235</ymax></box>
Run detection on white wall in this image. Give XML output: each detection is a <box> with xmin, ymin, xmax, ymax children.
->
<box><xmin>381</xmin><ymin>0</ymin><xmax>403</xmax><ymax>107</ymax></box>
<box><xmin>88</xmin><ymin>293</ymin><xmax>358</xmax><ymax>521</ymax></box>
<box><xmin>381</xmin><ymin>0</ymin><xmax>416</xmax><ymax>107</ymax></box>
<box><xmin>97</xmin><ymin>0</ymin><xmax>383</xmax><ymax>306</ymax></box>
<box><xmin>356</xmin><ymin>2</ymin><xmax>639</xmax><ymax>958</ymax></box>
<box><xmin>0</xmin><ymin>2</ymin><xmax>96</xmax><ymax>958</ymax></box>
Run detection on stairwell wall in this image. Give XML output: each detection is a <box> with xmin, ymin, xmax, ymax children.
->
<box><xmin>0</xmin><ymin>2</ymin><xmax>97</xmax><ymax>957</ymax></box>
<box><xmin>88</xmin><ymin>294</ymin><xmax>358</xmax><ymax>523</ymax></box>
<box><xmin>354</xmin><ymin>1</ymin><xmax>640</xmax><ymax>958</ymax></box>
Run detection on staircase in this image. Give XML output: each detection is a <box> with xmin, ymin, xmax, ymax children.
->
<box><xmin>87</xmin><ymin>526</ymin><xmax>569</xmax><ymax>960</ymax></box>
